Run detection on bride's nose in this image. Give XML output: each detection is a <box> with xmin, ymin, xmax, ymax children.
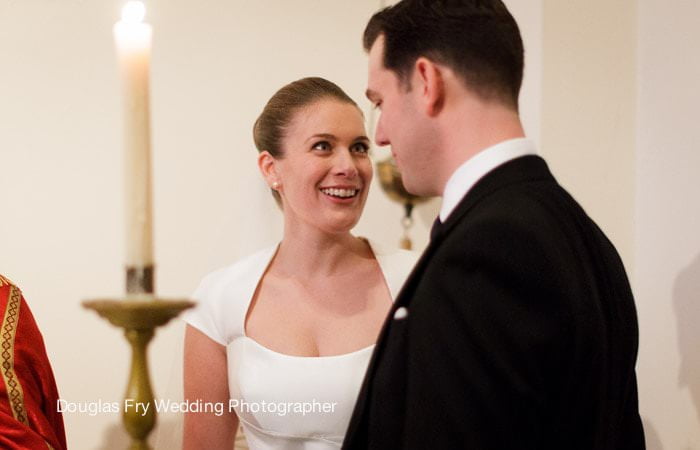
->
<box><xmin>332</xmin><ymin>149</ymin><xmax>359</xmax><ymax>178</ymax></box>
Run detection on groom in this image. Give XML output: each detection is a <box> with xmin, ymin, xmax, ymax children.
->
<box><xmin>343</xmin><ymin>1</ymin><xmax>645</xmax><ymax>449</ymax></box>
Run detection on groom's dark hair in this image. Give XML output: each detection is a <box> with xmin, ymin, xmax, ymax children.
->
<box><xmin>363</xmin><ymin>0</ymin><xmax>524</xmax><ymax>109</ymax></box>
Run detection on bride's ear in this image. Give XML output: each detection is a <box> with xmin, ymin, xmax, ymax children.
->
<box><xmin>258</xmin><ymin>151</ymin><xmax>280</xmax><ymax>189</ymax></box>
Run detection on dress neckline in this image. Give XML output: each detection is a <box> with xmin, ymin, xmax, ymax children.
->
<box><xmin>239</xmin><ymin>336</ymin><xmax>375</xmax><ymax>360</ymax></box>
<box><xmin>239</xmin><ymin>237</ymin><xmax>392</xmax><ymax>359</ymax></box>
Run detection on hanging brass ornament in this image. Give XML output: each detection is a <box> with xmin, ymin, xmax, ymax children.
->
<box><xmin>376</xmin><ymin>157</ymin><xmax>430</xmax><ymax>250</ymax></box>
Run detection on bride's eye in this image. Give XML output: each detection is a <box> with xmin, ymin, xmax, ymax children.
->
<box><xmin>351</xmin><ymin>142</ymin><xmax>370</xmax><ymax>154</ymax></box>
<box><xmin>312</xmin><ymin>141</ymin><xmax>331</xmax><ymax>151</ymax></box>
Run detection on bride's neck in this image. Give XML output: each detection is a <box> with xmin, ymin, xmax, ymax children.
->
<box><xmin>274</xmin><ymin>228</ymin><xmax>368</xmax><ymax>278</ymax></box>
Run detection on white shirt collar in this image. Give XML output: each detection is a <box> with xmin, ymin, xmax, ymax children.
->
<box><xmin>439</xmin><ymin>138</ymin><xmax>536</xmax><ymax>222</ymax></box>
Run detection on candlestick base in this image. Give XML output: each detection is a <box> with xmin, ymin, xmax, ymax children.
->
<box><xmin>82</xmin><ymin>298</ymin><xmax>194</xmax><ymax>450</ymax></box>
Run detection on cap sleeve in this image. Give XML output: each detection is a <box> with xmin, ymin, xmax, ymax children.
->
<box><xmin>181</xmin><ymin>245</ymin><xmax>278</xmax><ymax>346</ymax></box>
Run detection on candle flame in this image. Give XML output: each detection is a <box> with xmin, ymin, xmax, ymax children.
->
<box><xmin>121</xmin><ymin>1</ymin><xmax>146</xmax><ymax>24</ymax></box>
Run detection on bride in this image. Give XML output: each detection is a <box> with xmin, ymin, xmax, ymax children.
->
<box><xmin>181</xmin><ymin>77</ymin><xmax>416</xmax><ymax>449</ymax></box>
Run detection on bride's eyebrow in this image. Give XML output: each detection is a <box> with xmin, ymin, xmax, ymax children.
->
<box><xmin>305</xmin><ymin>133</ymin><xmax>337</xmax><ymax>143</ymax></box>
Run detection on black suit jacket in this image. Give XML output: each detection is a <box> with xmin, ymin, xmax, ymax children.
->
<box><xmin>343</xmin><ymin>155</ymin><xmax>644</xmax><ymax>449</ymax></box>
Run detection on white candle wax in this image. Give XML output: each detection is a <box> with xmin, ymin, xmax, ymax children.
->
<box><xmin>114</xmin><ymin>1</ymin><xmax>154</xmax><ymax>267</ymax></box>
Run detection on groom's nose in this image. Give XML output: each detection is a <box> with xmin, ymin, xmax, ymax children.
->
<box><xmin>374</xmin><ymin>116</ymin><xmax>390</xmax><ymax>147</ymax></box>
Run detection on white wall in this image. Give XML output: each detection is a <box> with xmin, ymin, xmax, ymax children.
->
<box><xmin>636</xmin><ymin>1</ymin><xmax>700</xmax><ymax>448</ymax></box>
<box><xmin>0</xmin><ymin>1</ymin><xmax>126</xmax><ymax>446</ymax></box>
<box><xmin>505</xmin><ymin>0</ymin><xmax>543</xmax><ymax>147</ymax></box>
<box><xmin>541</xmin><ymin>0</ymin><xmax>637</xmax><ymax>269</ymax></box>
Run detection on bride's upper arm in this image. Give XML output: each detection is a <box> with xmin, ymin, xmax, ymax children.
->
<box><xmin>183</xmin><ymin>324</ymin><xmax>238</xmax><ymax>449</ymax></box>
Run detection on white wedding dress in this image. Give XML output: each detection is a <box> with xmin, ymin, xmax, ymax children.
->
<box><xmin>182</xmin><ymin>240</ymin><xmax>417</xmax><ymax>449</ymax></box>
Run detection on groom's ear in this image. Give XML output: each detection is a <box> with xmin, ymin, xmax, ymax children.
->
<box><xmin>257</xmin><ymin>151</ymin><xmax>279</xmax><ymax>187</ymax></box>
<box><xmin>414</xmin><ymin>57</ymin><xmax>445</xmax><ymax>117</ymax></box>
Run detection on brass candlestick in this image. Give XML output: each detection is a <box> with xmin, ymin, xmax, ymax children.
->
<box><xmin>83</xmin><ymin>267</ymin><xmax>193</xmax><ymax>450</ymax></box>
<box><xmin>376</xmin><ymin>157</ymin><xmax>430</xmax><ymax>249</ymax></box>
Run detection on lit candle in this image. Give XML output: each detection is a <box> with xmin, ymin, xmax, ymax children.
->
<box><xmin>114</xmin><ymin>1</ymin><xmax>154</xmax><ymax>293</ymax></box>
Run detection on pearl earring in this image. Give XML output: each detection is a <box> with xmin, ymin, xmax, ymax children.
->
<box><xmin>271</xmin><ymin>181</ymin><xmax>280</xmax><ymax>189</ymax></box>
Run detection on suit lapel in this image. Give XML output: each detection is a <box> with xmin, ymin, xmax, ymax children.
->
<box><xmin>344</xmin><ymin>155</ymin><xmax>555</xmax><ymax>444</ymax></box>
<box><xmin>389</xmin><ymin>155</ymin><xmax>554</xmax><ymax>310</ymax></box>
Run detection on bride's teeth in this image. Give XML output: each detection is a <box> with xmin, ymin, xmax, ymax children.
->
<box><xmin>321</xmin><ymin>188</ymin><xmax>358</xmax><ymax>198</ymax></box>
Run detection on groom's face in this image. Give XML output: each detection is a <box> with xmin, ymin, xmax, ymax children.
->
<box><xmin>366</xmin><ymin>36</ymin><xmax>435</xmax><ymax>197</ymax></box>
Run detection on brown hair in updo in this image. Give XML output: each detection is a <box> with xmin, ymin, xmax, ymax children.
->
<box><xmin>253</xmin><ymin>77</ymin><xmax>361</xmax><ymax>204</ymax></box>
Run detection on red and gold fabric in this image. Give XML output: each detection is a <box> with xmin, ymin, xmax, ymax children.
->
<box><xmin>0</xmin><ymin>274</ymin><xmax>66</xmax><ymax>450</ymax></box>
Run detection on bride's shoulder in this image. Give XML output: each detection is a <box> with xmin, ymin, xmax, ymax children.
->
<box><xmin>365</xmin><ymin>239</ymin><xmax>419</xmax><ymax>265</ymax></box>
<box><xmin>196</xmin><ymin>245</ymin><xmax>278</xmax><ymax>294</ymax></box>
<box><xmin>364</xmin><ymin>238</ymin><xmax>419</xmax><ymax>284</ymax></box>
<box><xmin>184</xmin><ymin>245</ymin><xmax>278</xmax><ymax>345</ymax></box>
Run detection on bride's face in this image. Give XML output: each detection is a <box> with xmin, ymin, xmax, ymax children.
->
<box><xmin>274</xmin><ymin>98</ymin><xmax>372</xmax><ymax>234</ymax></box>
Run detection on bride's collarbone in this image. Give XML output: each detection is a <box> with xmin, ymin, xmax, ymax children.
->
<box><xmin>259</xmin><ymin>272</ymin><xmax>388</xmax><ymax>314</ymax></box>
<box><xmin>245</xmin><ymin>280</ymin><xmax>388</xmax><ymax>357</ymax></box>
